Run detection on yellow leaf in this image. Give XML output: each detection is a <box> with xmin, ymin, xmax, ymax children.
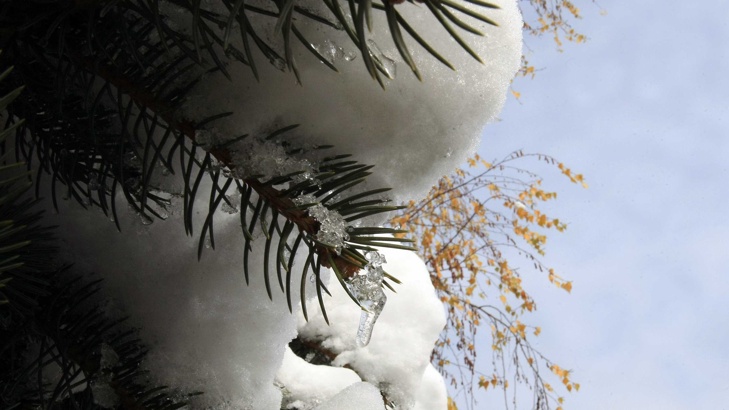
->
<box><xmin>562</xmin><ymin>281</ymin><xmax>573</xmax><ymax>293</ymax></box>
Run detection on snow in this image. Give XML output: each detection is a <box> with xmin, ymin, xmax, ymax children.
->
<box><xmin>297</xmin><ymin>246</ymin><xmax>447</xmax><ymax>408</ymax></box>
<box><xmin>312</xmin><ymin>382</ymin><xmax>385</xmax><ymax>410</ymax></box>
<box><xmin>39</xmin><ymin>0</ymin><xmax>523</xmax><ymax>408</ymax></box>
<box><xmin>46</xmin><ymin>181</ymin><xmax>298</xmax><ymax>409</ymax></box>
<box><xmin>177</xmin><ymin>0</ymin><xmax>523</xmax><ymax>204</ymax></box>
<box><xmin>276</xmin><ymin>347</ymin><xmax>362</xmax><ymax>409</ymax></box>
<box><xmin>413</xmin><ymin>364</ymin><xmax>448</xmax><ymax>410</ymax></box>
<box><xmin>47</xmin><ymin>183</ymin><xmax>445</xmax><ymax>409</ymax></box>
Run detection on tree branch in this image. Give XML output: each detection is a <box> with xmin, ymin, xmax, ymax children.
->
<box><xmin>69</xmin><ymin>51</ymin><xmax>362</xmax><ymax>277</ymax></box>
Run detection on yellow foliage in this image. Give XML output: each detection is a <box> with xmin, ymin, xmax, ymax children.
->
<box><xmin>518</xmin><ymin>0</ymin><xmax>591</xmax><ymax>78</ymax></box>
<box><xmin>393</xmin><ymin>152</ymin><xmax>585</xmax><ymax>409</ymax></box>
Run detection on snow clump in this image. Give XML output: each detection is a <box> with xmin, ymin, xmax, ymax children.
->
<box><xmin>178</xmin><ymin>0</ymin><xmax>523</xmax><ymax>203</ymax></box>
<box><xmin>297</xmin><ymin>246</ymin><xmax>447</xmax><ymax>408</ymax></box>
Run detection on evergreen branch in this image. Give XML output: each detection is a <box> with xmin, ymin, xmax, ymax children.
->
<box><xmin>0</xmin><ymin>72</ymin><xmax>192</xmax><ymax>408</ymax></box>
<box><xmin>0</xmin><ymin>3</ymin><xmax>414</xmax><ymax>320</ymax></box>
<box><xmin>1</xmin><ymin>271</ymin><xmax>197</xmax><ymax>409</ymax></box>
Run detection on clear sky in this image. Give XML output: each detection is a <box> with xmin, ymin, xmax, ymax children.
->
<box><xmin>473</xmin><ymin>0</ymin><xmax>729</xmax><ymax>408</ymax></box>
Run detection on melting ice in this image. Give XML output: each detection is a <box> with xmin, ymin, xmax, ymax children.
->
<box><xmin>349</xmin><ymin>251</ymin><xmax>388</xmax><ymax>347</ymax></box>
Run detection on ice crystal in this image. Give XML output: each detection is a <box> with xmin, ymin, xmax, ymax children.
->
<box><xmin>314</xmin><ymin>39</ymin><xmax>357</xmax><ymax>65</ymax></box>
<box><xmin>231</xmin><ymin>138</ymin><xmax>317</xmax><ymax>184</ymax></box>
<box><xmin>293</xmin><ymin>194</ymin><xmax>317</xmax><ymax>207</ymax></box>
<box><xmin>367</xmin><ymin>40</ymin><xmax>396</xmax><ymax>79</ymax></box>
<box><xmin>292</xmin><ymin>194</ymin><xmax>350</xmax><ymax>253</ymax></box>
<box><xmin>307</xmin><ymin>203</ymin><xmax>349</xmax><ymax>253</ymax></box>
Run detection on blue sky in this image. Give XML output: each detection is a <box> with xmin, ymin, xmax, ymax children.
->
<box><xmin>473</xmin><ymin>0</ymin><xmax>729</xmax><ymax>408</ymax></box>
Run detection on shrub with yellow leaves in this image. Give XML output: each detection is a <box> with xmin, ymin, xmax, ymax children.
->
<box><xmin>392</xmin><ymin>151</ymin><xmax>586</xmax><ymax>409</ymax></box>
<box><xmin>516</xmin><ymin>0</ymin><xmax>595</xmax><ymax>86</ymax></box>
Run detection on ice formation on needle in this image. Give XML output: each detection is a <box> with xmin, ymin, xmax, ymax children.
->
<box><xmin>298</xmin><ymin>246</ymin><xmax>447</xmax><ymax>408</ymax></box>
<box><xmin>293</xmin><ymin>194</ymin><xmax>350</xmax><ymax>253</ymax></box>
<box><xmin>230</xmin><ymin>137</ymin><xmax>318</xmax><ymax>182</ymax></box>
<box><xmin>349</xmin><ymin>251</ymin><xmax>388</xmax><ymax>347</ymax></box>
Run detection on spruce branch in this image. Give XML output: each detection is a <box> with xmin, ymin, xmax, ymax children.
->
<box><xmin>0</xmin><ymin>0</ymin><xmax>414</xmax><ymax>318</ymax></box>
<box><xmin>69</xmin><ymin>49</ymin><xmax>396</xmax><ymax>279</ymax></box>
<box><xmin>0</xmin><ymin>67</ymin><xmax>192</xmax><ymax>409</ymax></box>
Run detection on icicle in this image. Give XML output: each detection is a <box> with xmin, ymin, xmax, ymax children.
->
<box><xmin>349</xmin><ymin>251</ymin><xmax>388</xmax><ymax>347</ymax></box>
<box><xmin>356</xmin><ymin>294</ymin><xmax>386</xmax><ymax>347</ymax></box>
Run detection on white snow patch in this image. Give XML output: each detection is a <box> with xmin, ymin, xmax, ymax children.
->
<box><xmin>177</xmin><ymin>0</ymin><xmax>523</xmax><ymax>204</ymax></box>
<box><xmin>44</xmin><ymin>180</ymin><xmax>303</xmax><ymax>409</ymax></box>
<box><xmin>276</xmin><ymin>347</ymin><xmax>362</xmax><ymax>409</ymax></box>
<box><xmin>298</xmin><ymin>246</ymin><xmax>447</xmax><ymax>408</ymax></box>
<box><xmin>312</xmin><ymin>382</ymin><xmax>385</xmax><ymax>410</ymax></box>
<box><xmin>413</xmin><ymin>364</ymin><xmax>448</xmax><ymax>410</ymax></box>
